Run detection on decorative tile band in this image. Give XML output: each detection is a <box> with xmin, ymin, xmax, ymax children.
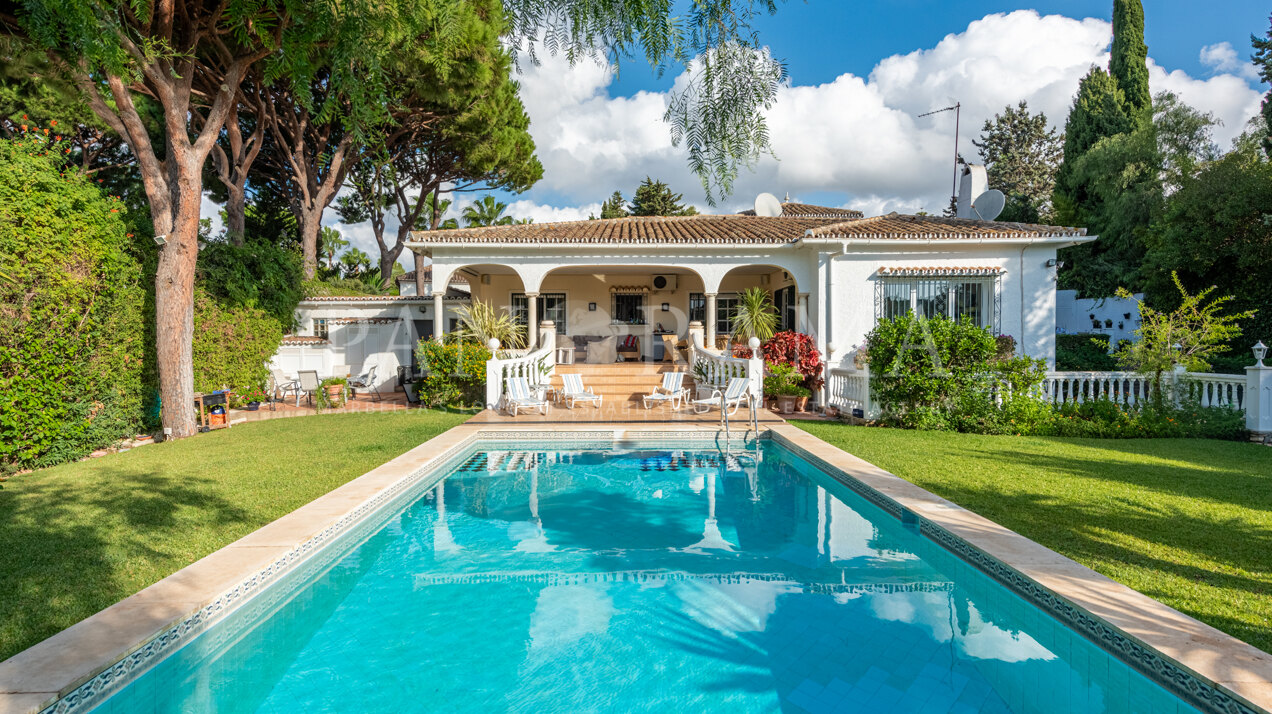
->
<box><xmin>41</xmin><ymin>433</ymin><xmax>483</xmax><ymax>714</ymax></box>
<box><xmin>768</xmin><ymin>430</ymin><xmax>1261</xmax><ymax>714</ymax></box>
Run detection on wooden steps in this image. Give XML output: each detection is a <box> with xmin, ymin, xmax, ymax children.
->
<box><xmin>550</xmin><ymin>362</ymin><xmax>695</xmax><ymax>402</ymax></box>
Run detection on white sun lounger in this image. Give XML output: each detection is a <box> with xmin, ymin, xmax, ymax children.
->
<box><xmin>643</xmin><ymin>371</ymin><xmax>688</xmax><ymax>409</ymax></box>
<box><xmin>504</xmin><ymin>377</ymin><xmax>549</xmax><ymax>416</ymax></box>
<box><xmin>559</xmin><ymin>373</ymin><xmax>603</xmax><ymax>409</ymax></box>
<box><xmin>691</xmin><ymin>376</ymin><xmax>754</xmax><ymax>416</ymax></box>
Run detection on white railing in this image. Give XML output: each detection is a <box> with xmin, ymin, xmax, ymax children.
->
<box><xmin>1040</xmin><ymin>371</ymin><xmax>1158</xmax><ymax>406</ymax></box>
<box><xmin>1179</xmin><ymin>373</ymin><xmax>1245</xmax><ymax>410</ymax></box>
<box><xmin>827</xmin><ymin>367</ymin><xmax>874</xmax><ymax>417</ymax></box>
<box><xmin>688</xmin><ymin>342</ymin><xmax>763</xmax><ymax>400</ymax></box>
<box><xmin>485</xmin><ymin>344</ymin><xmax>555</xmax><ymax>410</ymax></box>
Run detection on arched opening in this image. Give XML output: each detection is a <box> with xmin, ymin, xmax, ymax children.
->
<box><xmin>710</xmin><ymin>265</ymin><xmax>804</xmax><ymax>348</ymax></box>
<box><xmin>533</xmin><ymin>264</ymin><xmax>708</xmax><ymax>361</ymax></box>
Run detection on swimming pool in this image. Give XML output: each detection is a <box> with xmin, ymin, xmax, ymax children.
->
<box><xmin>88</xmin><ymin>440</ymin><xmax>1208</xmax><ymax>713</ymax></box>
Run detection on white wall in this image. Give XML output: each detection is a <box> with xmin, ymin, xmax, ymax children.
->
<box><xmin>826</xmin><ymin>245</ymin><xmax>1063</xmax><ymax>367</ymax></box>
<box><xmin>270</xmin><ymin>298</ymin><xmax>462</xmax><ymax>392</ymax></box>
<box><xmin>1056</xmin><ymin>289</ymin><xmax>1141</xmax><ymax>347</ymax></box>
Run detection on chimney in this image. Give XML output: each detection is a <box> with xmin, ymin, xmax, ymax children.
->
<box><xmin>956</xmin><ymin>164</ymin><xmax>988</xmax><ymax>219</ymax></box>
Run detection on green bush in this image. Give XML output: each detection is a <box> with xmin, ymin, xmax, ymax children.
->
<box><xmin>198</xmin><ymin>238</ymin><xmax>303</xmax><ymax>326</ymax></box>
<box><xmin>192</xmin><ymin>289</ymin><xmax>284</xmax><ymax>400</ymax></box>
<box><xmin>1055</xmin><ymin>333</ymin><xmax>1118</xmax><ymax>371</ymax></box>
<box><xmin>0</xmin><ymin>131</ymin><xmax>147</xmax><ymax>468</ymax></box>
<box><xmin>415</xmin><ymin>339</ymin><xmax>491</xmax><ymax>407</ymax></box>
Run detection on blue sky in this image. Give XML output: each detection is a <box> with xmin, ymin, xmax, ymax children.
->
<box><xmin>306</xmin><ymin>2</ymin><xmax>1269</xmax><ymax>266</ymax></box>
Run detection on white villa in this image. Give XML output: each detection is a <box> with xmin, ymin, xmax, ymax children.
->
<box><xmin>272</xmin><ymin>178</ymin><xmax>1097</xmax><ymax>400</ymax></box>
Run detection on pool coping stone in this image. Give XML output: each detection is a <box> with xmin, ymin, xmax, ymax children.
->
<box><xmin>1</xmin><ymin>420</ymin><xmax>1269</xmax><ymax>714</ymax></box>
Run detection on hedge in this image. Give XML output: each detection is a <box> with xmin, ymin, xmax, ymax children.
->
<box><xmin>0</xmin><ymin>130</ymin><xmax>147</xmax><ymax>469</ymax></box>
<box><xmin>191</xmin><ymin>289</ymin><xmax>285</xmax><ymax>400</ymax></box>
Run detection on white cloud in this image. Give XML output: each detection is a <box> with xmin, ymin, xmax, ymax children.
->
<box><xmin>1199</xmin><ymin>41</ymin><xmax>1260</xmax><ymax>82</ymax></box>
<box><xmin>513</xmin><ymin>10</ymin><xmax>1263</xmax><ymax>216</ymax></box>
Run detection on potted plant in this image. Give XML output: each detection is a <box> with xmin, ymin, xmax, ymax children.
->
<box><xmin>765</xmin><ymin>363</ymin><xmax>806</xmax><ymax>414</ymax></box>
<box><xmin>241</xmin><ymin>387</ymin><xmax>269</xmax><ymax>411</ymax></box>
<box><xmin>317</xmin><ymin>377</ymin><xmax>347</xmax><ymax>410</ymax></box>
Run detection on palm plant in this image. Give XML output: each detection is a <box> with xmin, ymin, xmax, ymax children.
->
<box><xmin>731</xmin><ymin>287</ymin><xmax>779</xmax><ymax>343</ymax></box>
<box><xmin>462</xmin><ymin>195</ymin><xmax>513</xmax><ymax>227</ymax></box>
<box><xmin>340</xmin><ymin>248</ymin><xmax>371</xmax><ymax>277</ymax></box>
<box><xmin>320</xmin><ymin>227</ymin><xmax>349</xmax><ymax>270</ymax></box>
<box><xmin>420</xmin><ymin>192</ymin><xmax>460</xmax><ymax>230</ymax></box>
<box><xmin>453</xmin><ymin>300</ymin><xmax>526</xmax><ymax>349</ymax></box>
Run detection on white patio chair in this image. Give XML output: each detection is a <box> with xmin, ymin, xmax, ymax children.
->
<box><xmin>559</xmin><ymin>373</ymin><xmax>603</xmax><ymax>409</ymax></box>
<box><xmin>504</xmin><ymin>377</ymin><xmax>549</xmax><ymax>416</ymax></box>
<box><xmin>643</xmin><ymin>372</ymin><xmax>688</xmax><ymax>410</ymax></box>
<box><xmin>691</xmin><ymin>377</ymin><xmax>754</xmax><ymax>416</ymax></box>
<box><xmin>347</xmin><ymin>362</ymin><xmax>379</xmax><ymax>402</ymax></box>
<box><xmin>296</xmin><ymin>370</ymin><xmax>321</xmax><ymax>407</ymax></box>
<box><xmin>270</xmin><ymin>369</ymin><xmax>299</xmax><ymax>403</ymax></box>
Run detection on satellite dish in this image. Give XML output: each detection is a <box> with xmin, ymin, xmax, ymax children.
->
<box><xmin>753</xmin><ymin>192</ymin><xmax>782</xmax><ymax>217</ymax></box>
<box><xmin>972</xmin><ymin>189</ymin><xmax>1005</xmax><ymax>221</ymax></box>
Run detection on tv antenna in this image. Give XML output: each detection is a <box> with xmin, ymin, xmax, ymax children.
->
<box><xmin>918</xmin><ymin>102</ymin><xmax>961</xmax><ymax>206</ymax></box>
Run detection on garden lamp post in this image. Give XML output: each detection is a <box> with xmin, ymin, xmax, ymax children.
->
<box><xmin>1254</xmin><ymin>341</ymin><xmax>1267</xmax><ymax>368</ymax></box>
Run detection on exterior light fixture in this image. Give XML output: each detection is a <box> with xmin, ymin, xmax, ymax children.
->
<box><xmin>1255</xmin><ymin>341</ymin><xmax>1268</xmax><ymax>368</ymax></box>
<box><xmin>153</xmin><ymin>234</ymin><xmax>167</xmax><ymax>246</ymax></box>
<box><xmin>1045</xmin><ymin>258</ymin><xmax>1064</xmax><ymax>268</ymax></box>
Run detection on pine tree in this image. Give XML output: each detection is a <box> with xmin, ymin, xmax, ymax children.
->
<box><xmin>629</xmin><ymin>177</ymin><xmax>698</xmax><ymax>217</ymax></box>
<box><xmin>1253</xmin><ymin>14</ymin><xmax>1272</xmax><ymax>159</ymax></box>
<box><xmin>598</xmin><ymin>191</ymin><xmax>629</xmax><ymax>219</ymax></box>
<box><xmin>973</xmin><ymin>101</ymin><xmax>1063</xmax><ymax>221</ymax></box>
<box><xmin>1053</xmin><ymin>67</ymin><xmax>1133</xmax><ymax>224</ymax></box>
<box><xmin>1111</xmin><ymin>0</ymin><xmax>1151</xmax><ymax>119</ymax></box>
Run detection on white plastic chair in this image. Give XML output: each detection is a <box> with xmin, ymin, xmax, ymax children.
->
<box><xmin>559</xmin><ymin>373</ymin><xmax>603</xmax><ymax>409</ymax></box>
<box><xmin>504</xmin><ymin>377</ymin><xmax>549</xmax><ymax>416</ymax></box>
<box><xmin>691</xmin><ymin>377</ymin><xmax>753</xmax><ymax>416</ymax></box>
<box><xmin>347</xmin><ymin>362</ymin><xmax>379</xmax><ymax>402</ymax></box>
<box><xmin>270</xmin><ymin>369</ymin><xmax>299</xmax><ymax>403</ymax></box>
<box><xmin>643</xmin><ymin>372</ymin><xmax>688</xmax><ymax>410</ymax></box>
<box><xmin>296</xmin><ymin>370</ymin><xmax>321</xmax><ymax>407</ymax></box>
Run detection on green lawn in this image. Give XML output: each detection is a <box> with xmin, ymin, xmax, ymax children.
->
<box><xmin>0</xmin><ymin>410</ymin><xmax>468</xmax><ymax>662</ymax></box>
<box><xmin>791</xmin><ymin>421</ymin><xmax>1272</xmax><ymax>654</ymax></box>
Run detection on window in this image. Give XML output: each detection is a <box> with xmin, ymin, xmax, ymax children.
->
<box><xmin>877</xmin><ymin>277</ymin><xmax>998</xmax><ymax>329</ymax></box>
<box><xmin>313</xmin><ymin>318</ymin><xmax>329</xmax><ymax>340</ymax></box>
<box><xmin>511</xmin><ymin>293</ymin><xmax>568</xmax><ymax>334</ymax></box>
<box><xmin>611</xmin><ymin>293</ymin><xmax>646</xmax><ymax>325</ymax></box>
<box><xmin>689</xmin><ymin>292</ymin><xmax>739</xmax><ymax>335</ymax></box>
<box><xmin>774</xmin><ymin>285</ymin><xmax>796</xmax><ymax>331</ymax></box>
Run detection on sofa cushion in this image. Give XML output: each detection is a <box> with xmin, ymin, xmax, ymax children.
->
<box><xmin>555</xmin><ymin>334</ymin><xmax>574</xmax><ymax>349</ymax></box>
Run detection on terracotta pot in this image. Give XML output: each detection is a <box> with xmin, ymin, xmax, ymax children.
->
<box><xmin>323</xmin><ymin>385</ymin><xmax>345</xmax><ymax>407</ymax></box>
<box><xmin>796</xmin><ymin>396</ymin><xmax>809</xmax><ymax>412</ymax></box>
<box><xmin>776</xmin><ymin>395</ymin><xmax>796</xmax><ymax>414</ymax></box>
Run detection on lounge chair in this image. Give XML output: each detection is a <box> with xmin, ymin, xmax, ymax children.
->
<box><xmin>691</xmin><ymin>376</ymin><xmax>754</xmax><ymax>416</ymax></box>
<box><xmin>559</xmin><ymin>373</ymin><xmax>603</xmax><ymax>409</ymax></box>
<box><xmin>270</xmin><ymin>369</ymin><xmax>299</xmax><ymax>403</ymax></box>
<box><xmin>347</xmin><ymin>362</ymin><xmax>379</xmax><ymax>402</ymax></box>
<box><xmin>643</xmin><ymin>372</ymin><xmax>688</xmax><ymax>410</ymax></box>
<box><xmin>504</xmin><ymin>377</ymin><xmax>549</xmax><ymax>416</ymax></box>
<box><xmin>296</xmin><ymin>370</ymin><xmax>320</xmax><ymax>407</ymax></box>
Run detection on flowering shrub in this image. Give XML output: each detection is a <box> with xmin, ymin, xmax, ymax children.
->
<box><xmin>761</xmin><ymin>331</ymin><xmax>824</xmax><ymax>391</ymax></box>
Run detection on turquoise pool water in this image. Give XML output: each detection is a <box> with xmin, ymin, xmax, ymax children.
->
<box><xmin>92</xmin><ymin>442</ymin><xmax>1202</xmax><ymax>713</ymax></box>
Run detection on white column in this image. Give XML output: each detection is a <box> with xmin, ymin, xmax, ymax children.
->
<box><xmin>704</xmin><ymin>293</ymin><xmax>717</xmax><ymax>348</ymax></box>
<box><xmin>525</xmin><ymin>292</ymin><xmax>539</xmax><ymax>349</ymax></box>
<box><xmin>433</xmin><ymin>293</ymin><xmax>445</xmax><ymax>343</ymax></box>
<box><xmin>1247</xmin><ymin>362</ymin><xmax>1272</xmax><ymax>435</ymax></box>
<box><xmin>796</xmin><ymin>293</ymin><xmax>809</xmax><ymax>333</ymax></box>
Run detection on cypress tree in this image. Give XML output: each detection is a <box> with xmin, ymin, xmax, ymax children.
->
<box><xmin>1053</xmin><ymin>67</ymin><xmax>1133</xmax><ymax>224</ymax></box>
<box><xmin>1110</xmin><ymin>0</ymin><xmax>1151</xmax><ymax>119</ymax></box>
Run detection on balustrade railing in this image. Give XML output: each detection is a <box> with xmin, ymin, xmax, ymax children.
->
<box><xmin>1040</xmin><ymin>371</ymin><xmax>1157</xmax><ymax>406</ymax></box>
<box><xmin>1179</xmin><ymin>373</ymin><xmax>1245</xmax><ymax>410</ymax></box>
<box><xmin>688</xmin><ymin>342</ymin><xmax>762</xmax><ymax>400</ymax></box>
<box><xmin>485</xmin><ymin>344</ymin><xmax>555</xmax><ymax>410</ymax></box>
<box><xmin>827</xmin><ymin>367</ymin><xmax>874</xmax><ymax>417</ymax></box>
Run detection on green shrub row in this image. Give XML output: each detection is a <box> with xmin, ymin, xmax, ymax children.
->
<box><xmin>415</xmin><ymin>339</ymin><xmax>491</xmax><ymax>408</ymax></box>
<box><xmin>1055</xmin><ymin>333</ymin><xmax>1119</xmax><ymax>371</ymax></box>
<box><xmin>191</xmin><ymin>288</ymin><xmax>285</xmax><ymax>402</ymax></box>
<box><xmin>0</xmin><ymin>133</ymin><xmax>147</xmax><ymax>469</ymax></box>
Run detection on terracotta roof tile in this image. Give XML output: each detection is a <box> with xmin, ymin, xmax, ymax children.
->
<box><xmin>737</xmin><ymin>202</ymin><xmax>864</xmax><ymax>218</ymax></box>
<box><xmin>300</xmin><ymin>294</ymin><xmax>467</xmax><ymax>303</ymax></box>
<box><xmin>409</xmin><ymin>214</ymin><xmax>849</xmax><ymax>245</ymax></box>
<box><xmin>280</xmin><ymin>335</ymin><xmax>329</xmax><ymax>346</ymax></box>
<box><xmin>877</xmin><ymin>266</ymin><xmax>1005</xmax><ymax>277</ymax></box>
<box><xmin>806</xmin><ymin>212</ymin><xmax>1086</xmax><ymax>239</ymax></box>
<box><xmin>407</xmin><ymin>211</ymin><xmax>1087</xmax><ymax>246</ymax></box>
<box><xmin>397</xmin><ymin>268</ymin><xmax>469</xmax><ymax>284</ymax></box>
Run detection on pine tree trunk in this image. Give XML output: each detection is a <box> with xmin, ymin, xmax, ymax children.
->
<box><xmin>300</xmin><ymin>210</ymin><xmax>321</xmax><ymax>279</ymax></box>
<box><xmin>153</xmin><ymin>176</ymin><xmax>204</xmax><ymax>439</ymax></box>
<box><xmin>225</xmin><ymin>182</ymin><xmax>247</xmax><ymax>245</ymax></box>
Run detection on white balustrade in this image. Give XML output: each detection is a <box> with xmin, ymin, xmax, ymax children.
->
<box><xmin>1178</xmin><ymin>373</ymin><xmax>1245</xmax><ymax>410</ymax></box>
<box><xmin>485</xmin><ymin>343</ymin><xmax>555</xmax><ymax>410</ymax></box>
<box><xmin>827</xmin><ymin>367</ymin><xmax>874</xmax><ymax>417</ymax></box>
<box><xmin>688</xmin><ymin>341</ymin><xmax>762</xmax><ymax>400</ymax></box>
<box><xmin>1040</xmin><ymin>371</ymin><xmax>1157</xmax><ymax>406</ymax></box>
